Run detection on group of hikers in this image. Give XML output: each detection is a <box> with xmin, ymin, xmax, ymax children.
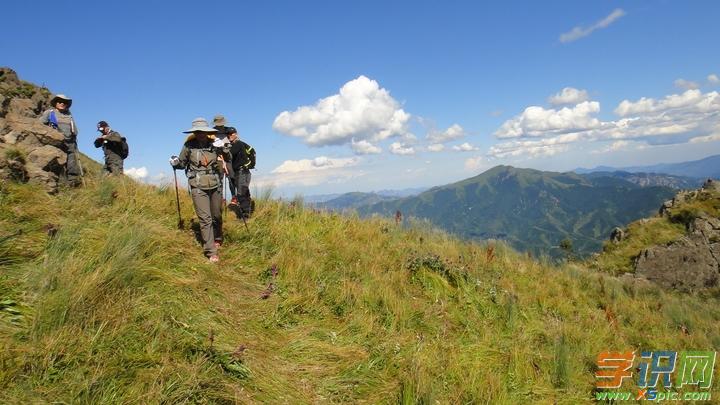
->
<box><xmin>39</xmin><ymin>94</ymin><xmax>256</xmax><ymax>263</ymax></box>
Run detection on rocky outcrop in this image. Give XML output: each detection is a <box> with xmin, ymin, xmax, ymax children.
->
<box><xmin>633</xmin><ymin>184</ymin><xmax>720</xmax><ymax>292</ymax></box>
<box><xmin>0</xmin><ymin>67</ymin><xmax>66</xmax><ymax>193</ymax></box>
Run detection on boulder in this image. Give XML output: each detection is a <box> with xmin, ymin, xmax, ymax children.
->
<box><xmin>634</xmin><ymin>215</ymin><xmax>720</xmax><ymax>292</ymax></box>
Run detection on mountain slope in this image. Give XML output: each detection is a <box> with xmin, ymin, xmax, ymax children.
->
<box><xmin>2</xmin><ymin>175</ymin><xmax>720</xmax><ymax>402</ymax></box>
<box><xmin>358</xmin><ymin>166</ymin><xmax>676</xmax><ymax>257</ymax></box>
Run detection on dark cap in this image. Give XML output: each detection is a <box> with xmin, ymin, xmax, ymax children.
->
<box><xmin>97</xmin><ymin>120</ymin><xmax>109</xmax><ymax>128</ymax></box>
<box><xmin>226</xmin><ymin>126</ymin><xmax>237</xmax><ymax>135</ymax></box>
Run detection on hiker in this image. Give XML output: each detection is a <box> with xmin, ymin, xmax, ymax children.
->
<box><xmin>170</xmin><ymin>118</ymin><xmax>231</xmax><ymax>263</ymax></box>
<box><xmin>226</xmin><ymin>127</ymin><xmax>255</xmax><ymax>219</ymax></box>
<box><xmin>93</xmin><ymin>121</ymin><xmax>128</xmax><ymax>175</ymax></box>
<box><xmin>39</xmin><ymin>94</ymin><xmax>81</xmax><ymax>186</ymax></box>
<box><xmin>213</xmin><ymin>114</ymin><xmax>232</xmax><ymax>143</ymax></box>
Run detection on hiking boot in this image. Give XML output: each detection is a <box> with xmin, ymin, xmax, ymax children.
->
<box><xmin>209</xmin><ymin>254</ymin><xmax>220</xmax><ymax>263</ymax></box>
<box><xmin>229</xmin><ymin>196</ymin><xmax>238</xmax><ymax>207</ymax></box>
<box><xmin>214</xmin><ymin>240</ymin><xmax>222</xmax><ymax>248</ymax></box>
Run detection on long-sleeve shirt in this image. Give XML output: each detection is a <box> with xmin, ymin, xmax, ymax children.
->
<box><xmin>93</xmin><ymin>130</ymin><xmax>125</xmax><ymax>159</ymax></box>
<box><xmin>38</xmin><ymin>108</ymin><xmax>78</xmax><ymax>140</ymax></box>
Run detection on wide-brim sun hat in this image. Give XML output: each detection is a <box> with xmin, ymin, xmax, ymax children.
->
<box><xmin>183</xmin><ymin>117</ymin><xmax>218</xmax><ymax>133</ymax></box>
<box><xmin>213</xmin><ymin>115</ymin><xmax>226</xmax><ymax>126</ymax></box>
<box><xmin>51</xmin><ymin>94</ymin><xmax>72</xmax><ymax>108</ymax></box>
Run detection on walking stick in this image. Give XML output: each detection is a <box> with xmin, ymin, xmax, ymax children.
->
<box><xmin>172</xmin><ymin>167</ymin><xmax>184</xmax><ymax>229</ymax></box>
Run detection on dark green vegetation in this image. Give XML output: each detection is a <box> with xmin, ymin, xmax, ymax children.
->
<box><xmin>1</xmin><ymin>160</ymin><xmax>719</xmax><ymax>403</ymax></box>
<box><xmin>358</xmin><ymin>166</ymin><xmax>677</xmax><ymax>258</ymax></box>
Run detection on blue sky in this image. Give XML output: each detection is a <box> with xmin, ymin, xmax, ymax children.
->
<box><xmin>3</xmin><ymin>0</ymin><xmax>719</xmax><ymax>196</ymax></box>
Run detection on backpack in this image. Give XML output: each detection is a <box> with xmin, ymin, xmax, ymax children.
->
<box><xmin>246</xmin><ymin>145</ymin><xmax>256</xmax><ymax>169</ymax></box>
<box><xmin>119</xmin><ymin>137</ymin><xmax>129</xmax><ymax>159</ymax></box>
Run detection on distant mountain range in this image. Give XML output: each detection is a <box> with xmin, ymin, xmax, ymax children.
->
<box><xmin>353</xmin><ymin>166</ymin><xmax>677</xmax><ymax>257</ymax></box>
<box><xmin>575</xmin><ymin>154</ymin><xmax>720</xmax><ymax>179</ymax></box>
<box><xmin>305</xmin><ymin>187</ymin><xmax>428</xmax><ymax>205</ymax></box>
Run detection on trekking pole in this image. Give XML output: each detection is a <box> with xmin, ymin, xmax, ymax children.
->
<box><xmin>172</xmin><ymin>167</ymin><xmax>184</xmax><ymax>229</ymax></box>
<box><xmin>77</xmin><ymin>154</ymin><xmax>87</xmax><ymax>187</ymax></box>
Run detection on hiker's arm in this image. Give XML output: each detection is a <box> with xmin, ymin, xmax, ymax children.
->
<box><xmin>173</xmin><ymin>146</ymin><xmax>189</xmax><ymax>170</ymax></box>
<box><xmin>71</xmin><ymin>117</ymin><xmax>78</xmax><ymax>136</ymax></box>
<box><xmin>246</xmin><ymin>146</ymin><xmax>255</xmax><ymax>169</ymax></box>
<box><xmin>94</xmin><ymin>138</ymin><xmax>104</xmax><ymax>148</ymax></box>
<box><xmin>38</xmin><ymin>110</ymin><xmax>49</xmax><ymax>125</ymax></box>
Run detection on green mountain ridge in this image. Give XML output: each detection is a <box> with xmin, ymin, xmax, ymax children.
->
<box><xmin>358</xmin><ymin>166</ymin><xmax>677</xmax><ymax>258</ymax></box>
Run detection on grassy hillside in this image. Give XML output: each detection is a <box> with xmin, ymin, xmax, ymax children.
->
<box><xmin>1</xmin><ymin>170</ymin><xmax>719</xmax><ymax>403</ymax></box>
<box><xmin>359</xmin><ymin>166</ymin><xmax>676</xmax><ymax>258</ymax></box>
<box><xmin>592</xmin><ymin>187</ymin><xmax>720</xmax><ymax>276</ymax></box>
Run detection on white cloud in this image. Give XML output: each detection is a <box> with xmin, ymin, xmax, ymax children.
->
<box><xmin>452</xmin><ymin>142</ymin><xmax>480</xmax><ymax>152</ymax></box>
<box><xmin>257</xmin><ymin>156</ymin><xmax>363</xmax><ymax>188</ymax></box>
<box><xmin>427</xmin><ymin>124</ymin><xmax>466</xmax><ymax>143</ymax></box>
<box><xmin>708</xmin><ymin>74</ymin><xmax>719</xmax><ymax>85</ymax></box>
<box><xmin>559</xmin><ymin>8</ymin><xmax>626</xmax><ymax>43</ymax></box>
<box><xmin>591</xmin><ymin>140</ymin><xmax>647</xmax><ymax>154</ymax></box>
<box><xmin>427</xmin><ymin>143</ymin><xmax>445</xmax><ymax>152</ymax></box>
<box><xmin>674</xmin><ymin>79</ymin><xmax>700</xmax><ymax>90</ymax></box>
<box><xmin>272</xmin><ymin>76</ymin><xmax>411</xmax><ymax>149</ymax></box>
<box><xmin>125</xmin><ymin>167</ymin><xmax>148</xmax><ymax>180</ymax></box>
<box><xmin>490</xmin><ymin>87</ymin><xmax>720</xmax><ymax>158</ymax></box>
<box><xmin>271</xmin><ymin>156</ymin><xmax>359</xmax><ymax>174</ymax></box>
<box><xmin>464</xmin><ymin>156</ymin><xmax>486</xmax><ymax>171</ymax></box>
<box><xmin>494</xmin><ymin>101</ymin><xmax>602</xmax><ymax>138</ymax></box>
<box><xmin>689</xmin><ymin>133</ymin><xmax>720</xmax><ymax>143</ymax></box>
<box><xmin>488</xmin><ymin>134</ymin><xmax>576</xmax><ymax>158</ymax></box>
<box><xmin>389</xmin><ymin>142</ymin><xmax>415</xmax><ymax>155</ymax></box>
<box><xmin>351</xmin><ymin>139</ymin><xmax>382</xmax><ymax>155</ymax></box>
<box><xmin>548</xmin><ymin>87</ymin><xmax>589</xmax><ymax>105</ymax></box>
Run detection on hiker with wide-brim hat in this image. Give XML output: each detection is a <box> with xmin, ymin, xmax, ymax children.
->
<box><xmin>39</xmin><ymin>94</ymin><xmax>81</xmax><ymax>186</ymax></box>
<box><xmin>170</xmin><ymin>117</ymin><xmax>231</xmax><ymax>263</ymax></box>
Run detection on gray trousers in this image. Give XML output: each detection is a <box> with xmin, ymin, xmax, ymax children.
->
<box><xmin>191</xmin><ymin>187</ymin><xmax>223</xmax><ymax>256</ymax></box>
<box><xmin>104</xmin><ymin>155</ymin><xmax>124</xmax><ymax>175</ymax></box>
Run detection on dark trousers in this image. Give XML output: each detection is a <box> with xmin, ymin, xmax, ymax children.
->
<box><xmin>234</xmin><ymin>170</ymin><xmax>252</xmax><ymax>215</ymax></box>
<box><xmin>65</xmin><ymin>139</ymin><xmax>81</xmax><ymax>182</ymax></box>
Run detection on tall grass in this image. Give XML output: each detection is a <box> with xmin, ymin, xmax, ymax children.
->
<box><xmin>0</xmin><ymin>174</ymin><xmax>719</xmax><ymax>402</ymax></box>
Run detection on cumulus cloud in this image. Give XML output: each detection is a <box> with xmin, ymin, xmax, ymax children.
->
<box><xmin>257</xmin><ymin>156</ymin><xmax>363</xmax><ymax>188</ymax></box>
<box><xmin>548</xmin><ymin>87</ymin><xmax>589</xmax><ymax>105</ymax></box>
<box><xmin>674</xmin><ymin>79</ymin><xmax>700</xmax><ymax>90</ymax></box>
<box><xmin>591</xmin><ymin>140</ymin><xmax>647</xmax><ymax>154</ymax></box>
<box><xmin>490</xmin><ymin>87</ymin><xmax>720</xmax><ymax>158</ymax></box>
<box><xmin>427</xmin><ymin>143</ymin><xmax>445</xmax><ymax>152</ymax></box>
<box><xmin>464</xmin><ymin>156</ymin><xmax>486</xmax><ymax>171</ymax></box>
<box><xmin>494</xmin><ymin>101</ymin><xmax>602</xmax><ymax>138</ymax></box>
<box><xmin>426</xmin><ymin>124</ymin><xmax>466</xmax><ymax>143</ymax></box>
<box><xmin>125</xmin><ymin>167</ymin><xmax>148</xmax><ymax>180</ymax></box>
<box><xmin>559</xmin><ymin>8</ymin><xmax>626</xmax><ymax>43</ymax></box>
<box><xmin>708</xmin><ymin>74</ymin><xmax>719</xmax><ymax>85</ymax></box>
<box><xmin>488</xmin><ymin>134</ymin><xmax>576</xmax><ymax>158</ymax></box>
<box><xmin>452</xmin><ymin>142</ymin><xmax>480</xmax><ymax>152</ymax></box>
<box><xmin>272</xmin><ymin>76</ymin><xmax>411</xmax><ymax>151</ymax></box>
<box><xmin>271</xmin><ymin>156</ymin><xmax>359</xmax><ymax>174</ymax></box>
<box><xmin>389</xmin><ymin>142</ymin><xmax>415</xmax><ymax>155</ymax></box>
<box><xmin>614</xmin><ymin>89</ymin><xmax>718</xmax><ymax>116</ymax></box>
<box><xmin>351</xmin><ymin>139</ymin><xmax>382</xmax><ymax>155</ymax></box>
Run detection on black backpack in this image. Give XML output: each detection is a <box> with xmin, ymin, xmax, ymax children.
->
<box><xmin>246</xmin><ymin>145</ymin><xmax>256</xmax><ymax>169</ymax></box>
<box><xmin>119</xmin><ymin>137</ymin><xmax>129</xmax><ymax>159</ymax></box>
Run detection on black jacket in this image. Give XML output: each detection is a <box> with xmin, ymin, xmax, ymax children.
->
<box><xmin>229</xmin><ymin>140</ymin><xmax>255</xmax><ymax>172</ymax></box>
<box><xmin>93</xmin><ymin>130</ymin><xmax>124</xmax><ymax>159</ymax></box>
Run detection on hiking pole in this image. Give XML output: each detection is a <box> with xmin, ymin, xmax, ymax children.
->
<box><xmin>172</xmin><ymin>167</ymin><xmax>184</xmax><ymax>229</ymax></box>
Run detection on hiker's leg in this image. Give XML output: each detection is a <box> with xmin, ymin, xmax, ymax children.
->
<box><xmin>65</xmin><ymin>140</ymin><xmax>80</xmax><ymax>183</ymax></box>
<box><xmin>191</xmin><ymin>187</ymin><xmax>216</xmax><ymax>256</ymax></box>
<box><xmin>209</xmin><ymin>187</ymin><xmax>223</xmax><ymax>243</ymax></box>
<box><xmin>108</xmin><ymin>155</ymin><xmax>123</xmax><ymax>175</ymax></box>
<box><xmin>237</xmin><ymin>171</ymin><xmax>252</xmax><ymax>216</ymax></box>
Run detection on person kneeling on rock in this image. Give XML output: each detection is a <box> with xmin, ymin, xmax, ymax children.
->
<box><xmin>170</xmin><ymin>118</ymin><xmax>231</xmax><ymax>263</ymax></box>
